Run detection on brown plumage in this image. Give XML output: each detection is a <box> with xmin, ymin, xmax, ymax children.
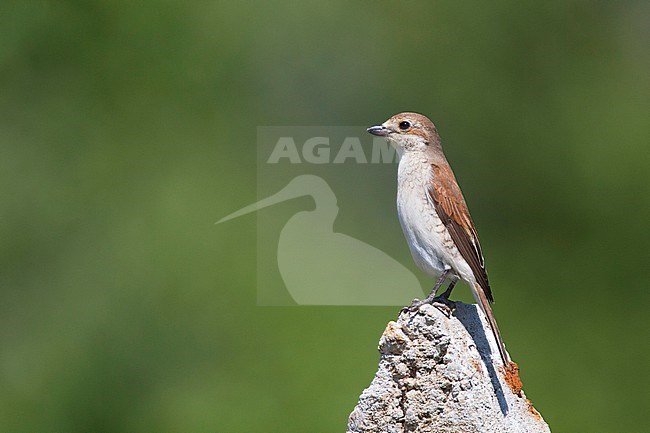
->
<box><xmin>428</xmin><ymin>162</ymin><xmax>492</xmax><ymax>302</ymax></box>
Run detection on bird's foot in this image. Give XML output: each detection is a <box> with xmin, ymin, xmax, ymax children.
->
<box><xmin>400</xmin><ymin>293</ymin><xmax>456</xmax><ymax>318</ymax></box>
<box><xmin>400</xmin><ymin>298</ymin><xmax>427</xmax><ymax>315</ymax></box>
<box><xmin>431</xmin><ymin>294</ymin><xmax>456</xmax><ymax>318</ymax></box>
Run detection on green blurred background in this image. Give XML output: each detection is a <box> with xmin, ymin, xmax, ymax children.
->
<box><xmin>1</xmin><ymin>1</ymin><xmax>649</xmax><ymax>432</ymax></box>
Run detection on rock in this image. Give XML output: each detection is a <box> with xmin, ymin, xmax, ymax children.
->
<box><xmin>347</xmin><ymin>302</ymin><xmax>551</xmax><ymax>433</ymax></box>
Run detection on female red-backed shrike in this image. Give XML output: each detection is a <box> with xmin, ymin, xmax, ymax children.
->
<box><xmin>368</xmin><ymin>112</ymin><xmax>511</xmax><ymax>369</ymax></box>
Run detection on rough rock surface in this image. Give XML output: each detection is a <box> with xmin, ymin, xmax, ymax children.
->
<box><xmin>347</xmin><ymin>302</ymin><xmax>551</xmax><ymax>433</ymax></box>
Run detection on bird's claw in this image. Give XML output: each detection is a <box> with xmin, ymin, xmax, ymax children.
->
<box><xmin>431</xmin><ymin>296</ymin><xmax>456</xmax><ymax>317</ymax></box>
<box><xmin>400</xmin><ymin>298</ymin><xmax>426</xmax><ymax>315</ymax></box>
<box><xmin>400</xmin><ymin>295</ymin><xmax>456</xmax><ymax>318</ymax></box>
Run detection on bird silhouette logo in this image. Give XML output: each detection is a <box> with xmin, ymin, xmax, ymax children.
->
<box><xmin>217</xmin><ymin>174</ymin><xmax>424</xmax><ymax>305</ymax></box>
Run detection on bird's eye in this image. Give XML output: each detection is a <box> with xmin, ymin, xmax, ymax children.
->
<box><xmin>398</xmin><ymin>121</ymin><xmax>411</xmax><ymax>130</ymax></box>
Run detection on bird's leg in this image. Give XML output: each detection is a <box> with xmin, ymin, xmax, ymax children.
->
<box><xmin>423</xmin><ymin>269</ymin><xmax>451</xmax><ymax>303</ymax></box>
<box><xmin>438</xmin><ymin>280</ymin><xmax>457</xmax><ymax>300</ymax></box>
<box><xmin>431</xmin><ymin>279</ymin><xmax>457</xmax><ymax>317</ymax></box>
<box><xmin>403</xmin><ymin>269</ymin><xmax>450</xmax><ymax>312</ymax></box>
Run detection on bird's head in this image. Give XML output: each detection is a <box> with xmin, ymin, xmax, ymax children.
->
<box><xmin>367</xmin><ymin>112</ymin><xmax>440</xmax><ymax>154</ymax></box>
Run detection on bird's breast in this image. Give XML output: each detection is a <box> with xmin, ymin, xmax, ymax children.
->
<box><xmin>396</xmin><ymin>155</ymin><xmax>461</xmax><ymax>277</ymax></box>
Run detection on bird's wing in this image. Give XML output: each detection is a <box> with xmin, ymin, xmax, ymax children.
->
<box><xmin>427</xmin><ymin>163</ymin><xmax>493</xmax><ymax>302</ymax></box>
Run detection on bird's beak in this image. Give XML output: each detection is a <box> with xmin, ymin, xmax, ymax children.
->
<box><xmin>216</xmin><ymin>181</ymin><xmax>302</xmax><ymax>224</ymax></box>
<box><xmin>367</xmin><ymin>125</ymin><xmax>391</xmax><ymax>137</ymax></box>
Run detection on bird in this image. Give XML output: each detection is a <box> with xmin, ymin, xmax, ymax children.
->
<box><xmin>367</xmin><ymin>112</ymin><xmax>511</xmax><ymax>369</ymax></box>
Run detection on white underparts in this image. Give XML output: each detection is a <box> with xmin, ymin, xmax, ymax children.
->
<box><xmin>396</xmin><ymin>152</ymin><xmax>474</xmax><ymax>285</ymax></box>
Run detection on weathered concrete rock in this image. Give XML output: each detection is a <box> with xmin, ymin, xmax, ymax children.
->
<box><xmin>347</xmin><ymin>302</ymin><xmax>550</xmax><ymax>433</ymax></box>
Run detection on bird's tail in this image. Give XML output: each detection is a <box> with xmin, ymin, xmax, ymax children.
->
<box><xmin>472</xmin><ymin>282</ymin><xmax>511</xmax><ymax>369</ymax></box>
